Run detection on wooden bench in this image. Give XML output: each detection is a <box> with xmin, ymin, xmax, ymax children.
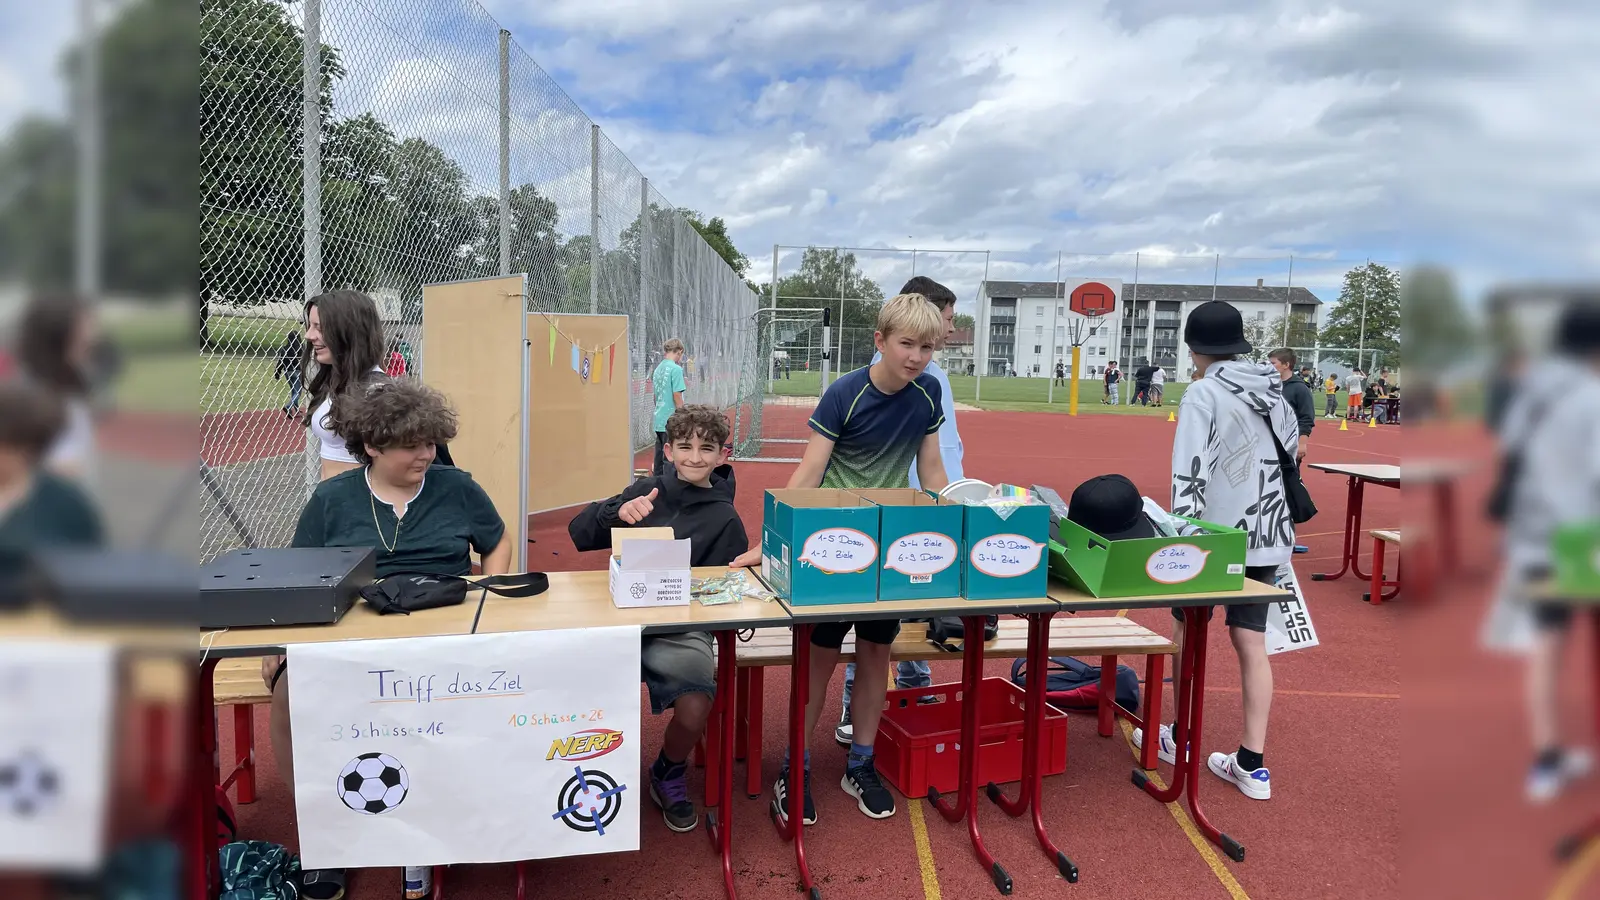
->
<box><xmin>718</xmin><ymin>616</ymin><xmax>1177</xmax><ymax>798</ymax></box>
<box><xmin>212</xmin><ymin>657</ymin><xmax>272</xmax><ymax>804</ymax></box>
<box><xmin>1368</xmin><ymin>529</ymin><xmax>1401</xmax><ymax>604</ymax></box>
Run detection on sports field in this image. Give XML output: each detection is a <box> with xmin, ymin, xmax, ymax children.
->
<box><xmin>208</xmin><ymin>405</ymin><xmax>1572</xmax><ymax>900</ymax></box>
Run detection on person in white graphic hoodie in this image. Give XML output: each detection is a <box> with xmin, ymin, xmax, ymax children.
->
<box><xmin>1134</xmin><ymin>300</ymin><xmax>1298</xmax><ymax>801</ymax></box>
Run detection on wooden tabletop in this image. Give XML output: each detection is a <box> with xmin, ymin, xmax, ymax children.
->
<box><xmin>1048</xmin><ymin>578</ymin><xmax>1291</xmax><ymax>613</ymax></box>
<box><xmin>1307</xmin><ymin>462</ymin><xmax>1401</xmax><ymax>483</ymax></box>
<box><xmin>0</xmin><ymin>607</ymin><xmax>193</xmax><ymax>650</ymax></box>
<box><xmin>775</xmin><ymin>592</ymin><xmax>1059</xmax><ymax>622</ymax></box>
<box><xmin>472</xmin><ymin>567</ymin><xmax>793</xmax><ymax>636</ymax></box>
<box><xmin>1403</xmin><ymin>460</ymin><xmax>1476</xmax><ymax>483</ymax></box>
<box><xmin>200</xmin><ymin>598</ymin><xmax>484</xmax><ymax>659</ymax></box>
<box><xmin>1533</xmin><ymin>580</ymin><xmax>1600</xmax><ymax>606</ymax></box>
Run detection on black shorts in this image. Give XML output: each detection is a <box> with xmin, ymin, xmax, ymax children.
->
<box><xmin>1171</xmin><ymin>564</ymin><xmax>1278</xmax><ymax>633</ymax></box>
<box><xmin>810</xmin><ymin>618</ymin><xmax>902</xmax><ymax>649</ymax></box>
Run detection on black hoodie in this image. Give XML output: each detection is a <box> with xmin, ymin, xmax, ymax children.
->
<box><xmin>568</xmin><ymin>464</ymin><xmax>749</xmax><ymax>567</ymax></box>
<box><xmin>1282</xmin><ymin>374</ymin><xmax>1316</xmax><ymax>437</ymax></box>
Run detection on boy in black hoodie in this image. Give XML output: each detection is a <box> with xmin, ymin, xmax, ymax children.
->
<box><xmin>568</xmin><ymin>404</ymin><xmax>748</xmax><ymax>834</ymax></box>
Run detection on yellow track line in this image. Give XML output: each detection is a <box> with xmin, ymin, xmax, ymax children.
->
<box><xmin>1548</xmin><ymin>837</ymin><xmax>1600</xmax><ymax>900</ymax></box>
<box><xmin>908</xmin><ymin>798</ymin><xmax>943</xmax><ymax>900</ymax></box>
<box><xmin>1119</xmin><ymin>719</ymin><xmax>1251</xmax><ymax>900</ymax></box>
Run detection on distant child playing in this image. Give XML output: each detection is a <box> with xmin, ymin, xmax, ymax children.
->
<box><xmin>651</xmin><ymin>339</ymin><xmax>688</xmax><ymax>476</ymax></box>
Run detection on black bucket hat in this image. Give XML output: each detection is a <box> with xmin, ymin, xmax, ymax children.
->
<box><xmin>1183</xmin><ymin>300</ymin><xmax>1253</xmax><ymax>356</ymax></box>
<box><xmin>1066</xmin><ymin>475</ymin><xmax>1159</xmax><ymax>541</ymax></box>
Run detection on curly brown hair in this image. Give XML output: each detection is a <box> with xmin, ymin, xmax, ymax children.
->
<box><xmin>327</xmin><ymin>379</ymin><xmax>459</xmax><ymax>465</ymax></box>
<box><xmin>664</xmin><ymin>404</ymin><xmax>729</xmax><ymax>447</ymax></box>
<box><xmin>0</xmin><ymin>381</ymin><xmax>66</xmax><ymax>459</ymax></box>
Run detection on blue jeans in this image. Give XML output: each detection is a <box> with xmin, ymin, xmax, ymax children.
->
<box><xmin>841</xmin><ymin>659</ymin><xmax>932</xmax><ymax>708</ymax></box>
<box><xmin>285</xmin><ymin>375</ymin><xmax>303</xmax><ymax>412</ymax></box>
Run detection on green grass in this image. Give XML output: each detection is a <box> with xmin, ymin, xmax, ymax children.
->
<box><xmin>766</xmin><ymin>371</ymin><xmax>1193</xmax><ymax>415</ymax></box>
<box><xmin>200</xmin><ymin>352</ymin><xmax>287</xmax><ymax>414</ymax></box>
<box><xmin>117</xmin><ymin>352</ymin><xmax>198</xmax><ymax>412</ymax></box>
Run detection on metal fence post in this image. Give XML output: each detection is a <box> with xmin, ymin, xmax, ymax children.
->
<box><xmin>640</xmin><ymin>177</ymin><xmax>650</xmax><ymax>327</ymax></box>
<box><xmin>590</xmin><ymin>123</ymin><xmax>600</xmax><ymax>314</ymax></box>
<box><xmin>75</xmin><ymin>0</ymin><xmax>101</xmax><ymax>299</ymax></box>
<box><xmin>302</xmin><ymin>0</ymin><xmax>322</xmax><ymax>301</ymax></box>
<box><xmin>498</xmin><ymin>30</ymin><xmax>511</xmax><ymax>277</ymax></box>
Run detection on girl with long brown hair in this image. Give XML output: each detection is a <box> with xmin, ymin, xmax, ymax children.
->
<box><xmin>302</xmin><ymin>289</ymin><xmax>386</xmax><ymax>481</ymax></box>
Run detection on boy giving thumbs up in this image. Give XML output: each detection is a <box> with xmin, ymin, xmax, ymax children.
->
<box><xmin>566</xmin><ymin>405</ymin><xmax>750</xmax><ymax>833</ymax></box>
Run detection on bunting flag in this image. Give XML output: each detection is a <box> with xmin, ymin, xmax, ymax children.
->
<box><xmin>548</xmin><ymin>320</ymin><xmax>557</xmax><ymax>364</ymax></box>
<box><xmin>608</xmin><ymin>345</ymin><xmax>616</xmax><ymax>384</ymax></box>
<box><xmin>580</xmin><ymin>350</ymin><xmax>593</xmax><ymax>383</ymax></box>
<box><xmin>570</xmin><ymin>344</ymin><xmax>580</xmax><ymax>373</ymax></box>
<box><xmin>594</xmin><ymin>346</ymin><xmax>603</xmax><ymax>383</ymax></box>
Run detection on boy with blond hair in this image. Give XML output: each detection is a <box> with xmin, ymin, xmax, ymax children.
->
<box><xmin>734</xmin><ymin>293</ymin><xmax>949</xmax><ymax>823</ymax></box>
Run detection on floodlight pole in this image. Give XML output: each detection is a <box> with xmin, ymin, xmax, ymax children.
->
<box><xmin>1048</xmin><ymin>253</ymin><xmax>1062</xmax><ymax>404</ymax></box>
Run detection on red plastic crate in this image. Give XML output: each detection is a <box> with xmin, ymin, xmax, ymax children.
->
<box><xmin>874</xmin><ymin>677</ymin><xmax>1067</xmax><ymax>798</ymax></box>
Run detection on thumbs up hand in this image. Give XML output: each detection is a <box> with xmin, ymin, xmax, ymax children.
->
<box><xmin>619</xmin><ymin>488</ymin><xmax>659</xmax><ymax>524</ymax></box>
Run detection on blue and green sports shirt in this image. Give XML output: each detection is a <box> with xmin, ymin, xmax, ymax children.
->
<box><xmin>808</xmin><ymin>366</ymin><xmax>944</xmax><ymax>489</ymax></box>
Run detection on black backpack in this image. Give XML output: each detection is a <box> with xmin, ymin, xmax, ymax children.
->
<box><xmin>1009</xmin><ymin>656</ymin><xmax>1141</xmax><ymax>714</ymax></box>
<box><xmin>924</xmin><ymin>616</ymin><xmax>1000</xmax><ymax>649</ymax></box>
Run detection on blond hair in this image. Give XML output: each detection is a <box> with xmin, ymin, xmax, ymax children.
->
<box><xmin>662</xmin><ymin>338</ymin><xmax>685</xmax><ymax>354</ymax></box>
<box><xmin>876</xmin><ymin>293</ymin><xmax>943</xmax><ymax>344</ymax></box>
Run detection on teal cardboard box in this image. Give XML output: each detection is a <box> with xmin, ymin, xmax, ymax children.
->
<box><xmin>962</xmin><ymin>501</ymin><xmax>1051</xmax><ymax>600</ymax></box>
<box><xmin>851</xmin><ymin>489</ymin><xmax>966</xmax><ymax>601</ymax></box>
<box><xmin>762</xmin><ymin>489</ymin><xmax>881</xmax><ymax>606</ymax></box>
<box><xmin>1048</xmin><ymin>515</ymin><xmax>1247</xmax><ymax>598</ymax></box>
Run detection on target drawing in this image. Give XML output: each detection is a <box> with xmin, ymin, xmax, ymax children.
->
<box><xmin>0</xmin><ymin>749</ymin><xmax>61</xmax><ymax>817</ymax></box>
<box><xmin>552</xmin><ymin>767</ymin><xmax>627</xmax><ymax>835</ymax></box>
<box><xmin>336</xmin><ymin>752</ymin><xmax>410</xmax><ymax>815</ymax></box>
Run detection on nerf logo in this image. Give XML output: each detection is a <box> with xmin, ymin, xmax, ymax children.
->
<box><xmin>547</xmin><ymin>729</ymin><xmax>625</xmax><ymax>762</ymax></box>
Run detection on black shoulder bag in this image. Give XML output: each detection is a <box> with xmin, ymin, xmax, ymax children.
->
<box><xmin>1263</xmin><ymin>418</ymin><xmax>1318</xmax><ymax>525</ymax></box>
<box><xmin>1486</xmin><ymin>401</ymin><xmax>1549</xmax><ymax>523</ymax></box>
<box><xmin>359</xmin><ymin>571</ymin><xmax>549</xmax><ymax>615</ymax></box>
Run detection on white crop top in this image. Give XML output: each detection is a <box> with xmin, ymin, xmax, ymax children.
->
<box><xmin>312</xmin><ymin>367</ymin><xmax>384</xmax><ymax>463</ymax></box>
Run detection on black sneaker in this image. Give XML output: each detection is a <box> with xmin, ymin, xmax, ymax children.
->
<box><xmin>842</xmin><ymin>757</ymin><xmax>896</xmax><ymax>819</ymax></box>
<box><xmin>834</xmin><ymin>708</ymin><xmax>853</xmax><ymax>746</ymax></box>
<box><xmin>650</xmin><ymin>764</ymin><xmax>698</xmax><ymax>832</ymax></box>
<box><xmin>771</xmin><ymin>767</ymin><xmax>817</xmax><ymax>826</ymax></box>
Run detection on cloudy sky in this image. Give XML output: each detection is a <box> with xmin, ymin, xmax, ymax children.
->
<box><xmin>2</xmin><ymin>0</ymin><xmax>1593</xmax><ymax>310</ymax></box>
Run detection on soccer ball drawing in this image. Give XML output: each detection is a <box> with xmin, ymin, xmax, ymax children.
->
<box><xmin>0</xmin><ymin>749</ymin><xmax>61</xmax><ymax>817</ymax></box>
<box><xmin>336</xmin><ymin>752</ymin><xmax>409</xmax><ymax>815</ymax></box>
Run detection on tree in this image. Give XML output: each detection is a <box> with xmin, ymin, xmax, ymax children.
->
<box><xmin>1318</xmin><ymin>262</ymin><xmax>1402</xmax><ymax>368</ymax></box>
<box><xmin>680</xmin><ymin>211</ymin><xmax>749</xmax><ymax>278</ymax></box>
<box><xmin>1262</xmin><ymin>312</ymin><xmax>1319</xmax><ymax>352</ymax></box>
<box><xmin>1403</xmin><ymin>265</ymin><xmax>1473</xmax><ymax>371</ymax></box>
<box><xmin>953</xmin><ymin>313</ymin><xmax>975</xmax><ymax>331</ymax></box>
<box><xmin>773</xmin><ymin>247</ymin><xmax>885</xmax><ymax>369</ymax></box>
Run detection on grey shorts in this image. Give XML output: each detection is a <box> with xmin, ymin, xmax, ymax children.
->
<box><xmin>642</xmin><ymin>631</ymin><xmax>717</xmax><ymax>715</ymax></box>
<box><xmin>1171</xmin><ymin>564</ymin><xmax>1278</xmax><ymax>633</ymax></box>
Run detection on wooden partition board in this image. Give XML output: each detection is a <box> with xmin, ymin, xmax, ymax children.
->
<box><xmin>528</xmin><ymin>313</ymin><xmax>631</xmax><ymax>514</ymax></box>
<box><xmin>422</xmin><ymin>276</ymin><xmax>528</xmax><ymax>571</ymax></box>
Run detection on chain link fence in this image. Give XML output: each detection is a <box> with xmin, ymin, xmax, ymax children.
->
<box><xmin>199</xmin><ymin>0</ymin><xmax>757</xmax><ymax>561</ymax></box>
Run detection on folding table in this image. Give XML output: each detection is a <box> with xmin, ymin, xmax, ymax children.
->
<box><xmin>1307</xmin><ymin>463</ymin><xmax>1401</xmax><ymax>583</ymax></box>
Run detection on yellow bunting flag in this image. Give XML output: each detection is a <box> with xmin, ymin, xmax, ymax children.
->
<box><xmin>549</xmin><ymin>320</ymin><xmax>557</xmax><ymax>365</ymax></box>
<box><xmin>609</xmin><ymin>344</ymin><xmax>616</xmax><ymax>383</ymax></box>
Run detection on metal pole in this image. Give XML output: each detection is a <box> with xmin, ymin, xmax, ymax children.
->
<box><xmin>640</xmin><ymin>177</ymin><xmax>650</xmax><ymax>329</ymax></box>
<box><xmin>1048</xmin><ymin>253</ymin><xmax>1061</xmax><ymax>403</ymax></box>
<box><xmin>1357</xmin><ymin>258</ymin><xmax>1369</xmax><ymax>362</ymax></box>
<box><xmin>497</xmin><ymin>30</ymin><xmax>511</xmax><ymax>277</ymax></box>
<box><xmin>911</xmin><ymin>248</ymin><xmax>917</xmax><ymax>277</ymax></box>
<box><xmin>1211</xmin><ymin>253</ymin><xmax>1219</xmax><ymax>303</ymax></box>
<box><xmin>1138</xmin><ymin>252</ymin><xmax>1153</xmax><ymax>371</ymax></box>
<box><xmin>1282</xmin><ymin>254</ymin><xmax>1294</xmax><ymax>346</ymax></box>
<box><xmin>589</xmin><ymin>124</ymin><xmax>600</xmax><ymax>314</ymax></box>
<box><xmin>976</xmin><ymin>251</ymin><xmax>990</xmax><ymax>402</ymax></box>
<box><xmin>75</xmin><ymin>0</ymin><xmax>101</xmax><ymax>299</ymax></box>
<box><xmin>302</xmin><ymin>0</ymin><xmax>323</xmax><ymax>300</ymax></box>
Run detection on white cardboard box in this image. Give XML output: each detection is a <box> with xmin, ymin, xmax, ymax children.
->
<box><xmin>609</xmin><ymin>530</ymin><xmax>692</xmax><ymax>608</ymax></box>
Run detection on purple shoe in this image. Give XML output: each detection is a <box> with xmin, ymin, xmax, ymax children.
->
<box><xmin>650</xmin><ymin>764</ymin><xmax>698</xmax><ymax>832</ymax></box>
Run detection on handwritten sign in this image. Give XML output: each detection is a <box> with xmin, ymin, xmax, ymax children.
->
<box><xmin>970</xmin><ymin>534</ymin><xmax>1045</xmax><ymax>578</ymax></box>
<box><xmin>801</xmin><ymin>528</ymin><xmax>878</xmax><ymax>574</ymax></box>
<box><xmin>1146</xmin><ymin>543</ymin><xmax>1209</xmax><ymax>584</ymax></box>
<box><xmin>1265</xmin><ymin>562</ymin><xmax>1320</xmax><ymax>654</ymax></box>
<box><xmin>0</xmin><ymin>640</ymin><xmax>116</xmax><ymax>873</ymax></box>
<box><xmin>289</xmin><ymin>627</ymin><xmax>642</xmax><ymax>869</ymax></box>
<box><xmin>884</xmin><ymin>532</ymin><xmax>957</xmax><ymax>577</ymax></box>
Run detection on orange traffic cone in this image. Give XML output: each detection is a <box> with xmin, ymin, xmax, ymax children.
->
<box><xmin>1339</xmin><ymin>417</ymin><xmax>1349</xmax><ymax>432</ymax></box>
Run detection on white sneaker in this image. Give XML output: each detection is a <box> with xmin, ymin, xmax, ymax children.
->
<box><xmin>1527</xmin><ymin>748</ymin><xmax>1595</xmax><ymax>804</ymax></box>
<box><xmin>1131</xmin><ymin>724</ymin><xmax>1184</xmax><ymax>765</ymax></box>
<box><xmin>834</xmin><ymin>710</ymin><xmax>853</xmax><ymax>746</ymax></box>
<box><xmin>1207</xmin><ymin>752</ymin><xmax>1271</xmax><ymax>800</ymax></box>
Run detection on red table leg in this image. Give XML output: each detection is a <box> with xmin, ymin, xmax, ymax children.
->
<box><xmin>1369</xmin><ymin>537</ymin><xmax>1386</xmax><ymax>605</ymax></box>
<box><xmin>930</xmin><ymin>616</ymin><xmax>1012</xmax><ymax>894</ymax></box>
<box><xmin>1139</xmin><ymin>654</ymin><xmax>1166</xmax><ymax>771</ymax></box>
<box><xmin>744</xmin><ymin>667</ymin><xmax>764</xmax><ymax>799</ymax></box>
<box><xmin>986</xmin><ymin>612</ymin><xmax>1078</xmax><ymax>883</ymax></box>
<box><xmin>195</xmin><ymin>656</ymin><xmax>220</xmax><ymax>900</ymax></box>
<box><xmin>1133</xmin><ymin>608</ymin><xmax>1244</xmax><ymax>861</ymax></box>
<box><xmin>734</xmin><ymin>667</ymin><xmax>749</xmax><ymax>762</ymax></box>
<box><xmin>1097</xmin><ymin>654</ymin><xmax>1118</xmax><ymax>737</ymax></box>
<box><xmin>1314</xmin><ymin>476</ymin><xmax>1367</xmax><ymax>581</ymax></box>
<box><xmin>1436</xmin><ymin>482</ymin><xmax>1459</xmax><ymax>571</ymax></box>
<box><xmin>770</xmin><ymin>625</ymin><xmax>819</xmax><ymax>899</ymax></box>
<box><xmin>232</xmin><ymin>707</ymin><xmax>257</xmax><ymax>804</ymax></box>
<box><xmin>1557</xmin><ymin>609</ymin><xmax>1600</xmax><ymax>859</ymax></box>
<box><xmin>704</xmin><ymin>630</ymin><xmax>740</xmax><ymax>900</ymax></box>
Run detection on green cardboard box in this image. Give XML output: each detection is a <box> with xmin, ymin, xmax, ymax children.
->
<box><xmin>1552</xmin><ymin>521</ymin><xmax>1600</xmax><ymax>598</ymax></box>
<box><xmin>961</xmin><ymin>501</ymin><xmax>1051</xmax><ymax>600</ymax></box>
<box><xmin>851</xmin><ymin>489</ymin><xmax>966</xmax><ymax>601</ymax></box>
<box><xmin>1049</xmin><ymin>515</ymin><xmax>1248</xmax><ymax>598</ymax></box>
<box><xmin>762</xmin><ymin>489</ymin><xmax>881</xmax><ymax>606</ymax></box>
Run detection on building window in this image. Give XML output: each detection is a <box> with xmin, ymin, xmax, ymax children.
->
<box><xmin>1037</xmin><ymin>307</ymin><xmax>1044</xmax><ymax>317</ymax></box>
<box><xmin>1035</xmin><ymin>325</ymin><xmax>1044</xmax><ymax>338</ymax></box>
<box><xmin>1098</xmin><ymin>346</ymin><xmax>1106</xmax><ymax>356</ymax></box>
<box><xmin>1054</xmin><ymin>345</ymin><xmax>1063</xmax><ymax>354</ymax></box>
<box><xmin>1256</xmin><ymin>311</ymin><xmax>1266</xmax><ymax>321</ymax></box>
<box><xmin>1057</xmin><ymin>305</ymin><xmax>1065</xmax><ymax>316</ymax></box>
<box><xmin>1033</xmin><ymin>345</ymin><xmax>1042</xmax><ymax>354</ymax></box>
<box><xmin>1088</xmin><ymin>326</ymin><xmax>1097</xmax><ymax>336</ymax></box>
